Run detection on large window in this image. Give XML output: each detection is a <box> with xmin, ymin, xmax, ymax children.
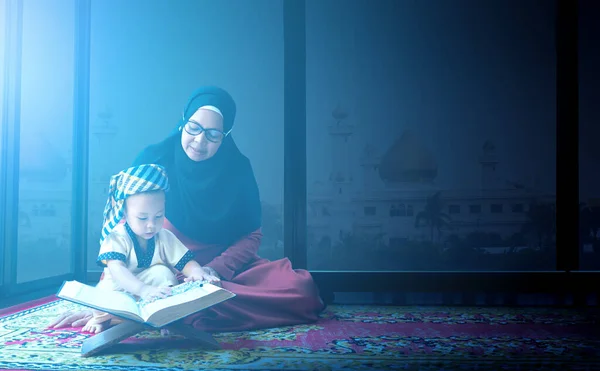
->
<box><xmin>578</xmin><ymin>0</ymin><xmax>600</xmax><ymax>271</ymax></box>
<box><xmin>0</xmin><ymin>0</ymin><xmax>590</xmax><ymax>304</ymax></box>
<box><xmin>0</xmin><ymin>0</ymin><xmax>86</xmax><ymax>298</ymax></box>
<box><xmin>85</xmin><ymin>0</ymin><xmax>285</xmax><ymax>272</ymax></box>
<box><xmin>0</xmin><ymin>0</ymin><xmax>5</xmax><ymax>129</ymax></box>
<box><xmin>0</xmin><ymin>0</ymin><xmax>7</xmax><ymax>290</ymax></box>
<box><xmin>306</xmin><ymin>0</ymin><xmax>557</xmax><ymax>271</ymax></box>
<box><xmin>15</xmin><ymin>0</ymin><xmax>76</xmax><ymax>283</ymax></box>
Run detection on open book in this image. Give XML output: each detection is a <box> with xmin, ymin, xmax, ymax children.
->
<box><xmin>57</xmin><ymin>280</ymin><xmax>235</xmax><ymax>328</ymax></box>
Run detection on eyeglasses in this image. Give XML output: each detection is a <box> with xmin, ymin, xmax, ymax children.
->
<box><xmin>183</xmin><ymin>120</ymin><xmax>230</xmax><ymax>143</ymax></box>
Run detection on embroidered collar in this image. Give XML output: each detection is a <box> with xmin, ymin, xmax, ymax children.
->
<box><xmin>124</xmin><ymin>223</ymin><xmax>155</xmax><ymax>269</ymax></box>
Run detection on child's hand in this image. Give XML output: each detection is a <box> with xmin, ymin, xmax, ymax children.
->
<box><xmin>139</xmin><ymin>285</ymin><xmax>172</xmax><ymax>300</ymax></box>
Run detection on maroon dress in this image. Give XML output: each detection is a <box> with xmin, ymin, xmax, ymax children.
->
<box><xmin>163</xmin><ymin>218</ymin><xmax>325</xmax><ymax>332</ymax></box>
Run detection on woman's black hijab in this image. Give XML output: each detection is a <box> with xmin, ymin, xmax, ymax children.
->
<box><xmin>132</xmin><ymin>86</ymin><xmax>262</xmax><ymax>246</ymax></box>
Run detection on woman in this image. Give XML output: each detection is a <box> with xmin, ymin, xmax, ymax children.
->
<box><xmin>49</xmin><ymin>86</ymin><xmax>325</xmax><ymax>332</ymax></box>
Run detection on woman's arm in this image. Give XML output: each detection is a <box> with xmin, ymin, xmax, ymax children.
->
<box><xmin>203</xmin><ymin>228</ymin><xmax>263</xmax><ymax>281</ymax></box>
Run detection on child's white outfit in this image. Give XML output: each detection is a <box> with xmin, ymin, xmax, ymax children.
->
<box><xmin>88</xmin><ymin>223</ymin><xmax>195</xmax><ymax>327</ymax></box>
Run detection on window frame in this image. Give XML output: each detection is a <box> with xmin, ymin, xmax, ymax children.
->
<box><xmin>0</xmin><ymin>0</ymin><xmax>90</xmax><ymax>300</ymax></box>
<box><xmin>2</xmin><ymin>0</ymin><xmax>590</xmax><ymax>304</ymax></box>
<box><xmin>282</xmin><ymin>0</ymin><xmax>587</xmax><ymax>299</ymax></box>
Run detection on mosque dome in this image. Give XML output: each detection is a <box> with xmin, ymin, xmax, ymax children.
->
<box><xmin>378</xmin><ymin>130</ymin><xmax>437</xmax><ymax>183</ymax></box>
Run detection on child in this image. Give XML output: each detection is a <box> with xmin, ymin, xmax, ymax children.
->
<box><xmin>83</xmin><ymin>163</ymin><xmax>218</xmax><ymax>334</ymax></box>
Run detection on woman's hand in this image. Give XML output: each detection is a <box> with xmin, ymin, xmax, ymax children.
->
<box><xmin>184</xmin><ymin>266</ymin><xmax>221</xmax><ymax>285</ymax></box>
<box><xmin>47</xmin><ymin>310</ymin><xmax>94</xmax><ymax>329</ymax></box>
<box><xmin>202</xmin><ymin>266</ymin><xmax>220</xmax><ymax>280</ymax></box>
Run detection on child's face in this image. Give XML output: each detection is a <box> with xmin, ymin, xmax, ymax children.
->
<box><xmin>124</xmin><ymin>191</ymin><xmax>166</xmax><ymax>240</ymax></box>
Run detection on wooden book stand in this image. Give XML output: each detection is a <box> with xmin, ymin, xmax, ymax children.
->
<box><xmin>81</xmin><ymin>319</ymin><xmax>220</xmax><ymax>357</ymax></box>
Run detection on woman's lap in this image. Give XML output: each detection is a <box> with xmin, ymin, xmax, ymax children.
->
<box><xmin>183</xmin><ymin>257</ymin><xmax>325</xmax><ymax>332</ymax></box>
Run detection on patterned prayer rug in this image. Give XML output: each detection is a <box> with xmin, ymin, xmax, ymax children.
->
<box><xmin>1</xmin><ymin>297</ymin><xmax>600</xmax><ymax>371</ymax></box>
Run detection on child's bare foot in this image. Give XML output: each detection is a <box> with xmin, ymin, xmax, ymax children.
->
<box><xmin>82</xmin><ymin>317</ymin><xmax>111</xmax><ymax>334</ymax></box>
<box><xmin>82</xmin><ymin>321</ymin><xmax>109</xmax><ymax>334</ymax></box>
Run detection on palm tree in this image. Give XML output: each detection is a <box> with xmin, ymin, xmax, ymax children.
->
<box><xmin>259</xmin><ymin>202</ymin><xmax>283</xmax><ymax>258</ymax></box>
<box><xmin>579</xmin><ymin>202</ymin><xmax>600</xmax><ymax>252</ymax></box>
<box><xmin>580</xmin><ymin>202</ymin><xmax>593</xmax><ymax>245</ymax></box>
<box><xmin>332</xmin><ymin>230</ymin><xmax>387</xmax><ymax>268</ymax></box>
<box><xmin>521</xmin><ymin>200</ymin><xmax>556</xmax><ymax>251</ymax></box>
<box><xmin>414</xmin><ymin>191</ymin><xmax>452</xmax><ymax>247</ymax></box>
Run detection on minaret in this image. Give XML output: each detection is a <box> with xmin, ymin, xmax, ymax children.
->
<box><xmin>479</xmin><ymin>140</ymin><xmax>499</xmax><ymax>190</ymax></box>
<box><xmin>328</xmin><ymin>105</ymin><xmax>354</xmax><ymax>201</ymax></box>
<box><xmin>328</xmin><ymin>105</ymin><xmax>355</xmax><ymax>239</ymax></box>
<box><xmin>360</xmin><ymin>143</ymin><xmax>382</xmax><ymax>194</ymax></box>
<box><xmin>88</xmin><ymin>108</ymin><xmax>118</xmax><ymax>251</ymax></box>
<box><xmin>90</xmin><ymin>108</ymin><xmax>118</xmax><ymax>183</ymax></box>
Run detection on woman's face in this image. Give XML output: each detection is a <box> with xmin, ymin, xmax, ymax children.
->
<box><xmin>181</xmin><ymin>108</ymin><xmax>225</xmax><ymax>162</ymax></box>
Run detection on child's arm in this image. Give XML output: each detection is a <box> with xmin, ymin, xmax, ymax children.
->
<box><xmin>181</xmin><ymin>260</ymin><xmax>220</xmax><ymax>284</ymax></box>
<box><xmin>106</xmin><ymin>260</ymin><xmax>171</xmax><ymax>299</ymax></box>
<box><xmin>162</xmin><ymin>230</ymin><xmax>220</xmax><ymax>284</ymax></box>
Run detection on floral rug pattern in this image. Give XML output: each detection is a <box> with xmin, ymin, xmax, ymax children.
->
<box><xmin>1</xmin><ymin>298</ymin><xmax>599</xmax><ymax>370</ymax></box>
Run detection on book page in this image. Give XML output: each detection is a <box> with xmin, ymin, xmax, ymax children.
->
<box><xmin>58</xmin><ymin>280</ymin><xmax>142</xmax><ymax>318</ymax></box>
<box><xmin>137</xmin><ymin>281</ymin><xmax>224</xmax><ymax>321</ymax></box>
<box><xmin>146</xmin><ymin>287</ymin><xmax>234</xmax><ymax>327</ymax></box>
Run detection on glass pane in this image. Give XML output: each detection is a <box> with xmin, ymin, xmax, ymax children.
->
<box><xmin>579</xmin><ymin>0</ymin><xmax>600</xmax><ymax>270</ymax></box>
<box><xmin>16</xmin><ymin>0</ymin><xmax>75</xmax><ymax>283</ymax></box>
<box><xmin>0</xmin><ymin>0</ymin><xmax>5</xmax><ymax>128</ymax></box>
<box><xmin>86</xmin><ymin>0</ymin><xmax>284</xmax><ymax>271</ymax></box>
<box><xmin>0</xmin><ymin>0</ymin><xmax>6</xmax><ymax>288</ymax></box>
<box><xmin>306</xmin><ymin>0</ymin><xmax>557</xmax><ymax>271</ymax></box>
